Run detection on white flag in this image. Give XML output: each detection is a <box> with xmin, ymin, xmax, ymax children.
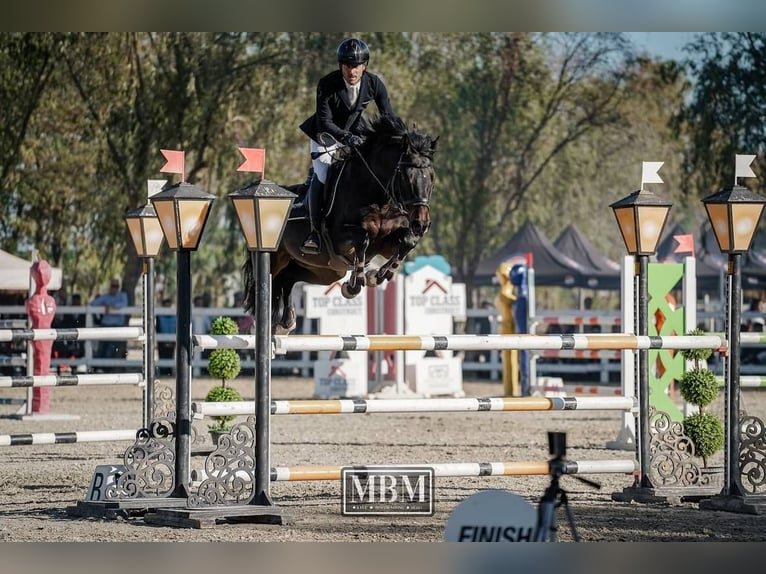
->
<box><xmin>147</xmin><ymin>179</ymin><xmax>166</xmax><ymax>199</ymax></box>
<box><xmin>641</xmin><ymin>161</ymin><xmax>664</xmax><ymax>188</ymax></box>
<box><xmin>735</xmin><ymin>154</ymin><xmax>757</xmax><ymax>179</ymax></box>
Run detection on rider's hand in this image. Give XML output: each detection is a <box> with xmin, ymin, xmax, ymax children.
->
<box><xmin>342</xmin><ymin>133</ymin><xmax>366</xmax><ymax>148</ymax></box>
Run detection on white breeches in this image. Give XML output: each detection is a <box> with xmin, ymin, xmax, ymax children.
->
<box><xmin>310</xmin><ymin>139</ymin><xmax>341</xmax><ymax>184</ymax></box>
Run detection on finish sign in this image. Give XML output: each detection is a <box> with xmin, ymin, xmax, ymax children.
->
<box><xmin>444</xmin><ymin>489</ymin><xmax>537</xmax><ymax>542</ymax></box>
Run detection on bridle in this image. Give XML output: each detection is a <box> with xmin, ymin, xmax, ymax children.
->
<box><xmin>355</xmin><ymin>146</ymin><xmax>433</xmax><ymax>220</ymax></box>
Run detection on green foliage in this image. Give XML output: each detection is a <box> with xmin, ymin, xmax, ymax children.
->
<box><xmin>680</xmin><ymin>334</ymin><xmax>723</xmax><ymax>466</ymax></box>
<box><xmin>207</xmin><ymin>316</ymin><xmax>241</xmax><ymax>385</ymax></box>
<box><xmin>680</xmin><ymin>328</ymin><xmax>714</xmax><ymax>363</ymax></box>
<box><xmin>9</xmin><ymin>32</ymin><xmax>763</xmax><ymax>309</ymax></box>
<box><xmin>681</xmin><ymin>33</ymin><xmax>766</xmax><ymax>205</ymax></box>
<box><xmin>679</xmin><ymin>367</ymin><xmax>719</xmax><ymax>408</ymax></box>
<box><xmin>205</xmin><ymin>385</ymin><xmax>243</xmax><ymax>431</ymax></box>
<box><xmin>683</xmin><ymin>412</ymin><xmax>725</xmax><ymax>463</ymax></box>
<box><xmin>210</xmin><ymin>316</ymin><xmax>239</xmax><ymax>336</ymax></box>
<box><xmin>207</xmin><ymin>349</ymin><xmax>241</xmax><ymax>384</ymax></box>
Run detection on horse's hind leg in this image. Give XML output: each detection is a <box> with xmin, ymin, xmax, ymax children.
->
<box><xmin>273</xmin><ymin>277</ymin><xmax>297</xmax><ymax>335</ymax></box>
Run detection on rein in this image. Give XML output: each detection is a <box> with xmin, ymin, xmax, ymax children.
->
<box><xmin>354</xmin><ymin>146</ymin><xmax>431</xmax><ymax>216</ymax></box>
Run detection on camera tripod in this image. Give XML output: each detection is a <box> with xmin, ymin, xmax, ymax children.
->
<box><xmin>533</xmin><ymin>432</ymin><xmax>601</xmax><ymax>542</ymax></box>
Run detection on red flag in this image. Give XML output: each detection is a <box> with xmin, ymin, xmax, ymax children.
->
<box><xmin>160</xmin><ymin>149</ymin><xmax>185</xmax><ymax>177</ymax></box>
<box><xmin>673</xmin><ymin>234</ymin><xmax>695</xmax><ymax>255</ymax></box>
<box><xmin>237</xmin><ymin>147</ymin><xmax>266</xmax><ymax>175</ymax></box>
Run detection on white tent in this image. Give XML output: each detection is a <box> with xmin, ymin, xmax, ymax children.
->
<box><xmin>0</xmin><ymin>249</ymin><xmax>63</xmax><ymax>292</ymax></box>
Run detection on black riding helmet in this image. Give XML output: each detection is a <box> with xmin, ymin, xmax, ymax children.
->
<box><xmin>337</xmin><ymin>38</ymin><xmax>369</xmax><ymax>67</ymax></box>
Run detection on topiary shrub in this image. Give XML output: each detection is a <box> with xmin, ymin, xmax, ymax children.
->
<box><xmin>678</xmin><ymin>367</ymin><xmax>719</xmax><ymax>408</ymax></box>
<box><xmin>205</xmin><ymin>385</ymin><xmax>243</xmax><ymax>431</ymax></box>
<box><xmin>678</xmin><ymin>328</ymin><xmax>724</xmax><ymax>467</ymax></box>
<box><xmin>680</xmin><ymin>328</ymin><xmax>714</xmax><ymax>364</ymax></box>
<box><xmin>205</xmin><ymin>316</ymin><xmax>242</xmax><ymax>432</ymax></box>
<box><xmin>683</xmin><ymin>412</ymin><xmax>725</xmax><ymax>465</ymax></box>
<box><xmin>207</xmin><ymin>316</ymin><xmax>241</xmax><ymax>385</ymax></box>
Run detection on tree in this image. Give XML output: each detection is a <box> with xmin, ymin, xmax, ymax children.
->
<box><xmin>0</xmin><ymin>33</ymin><xmax>63</xmax><ymax>256</ymax></box>
<box><xmin>681</xmin><ymin>34</ymin><xmax>766</xmax><ymax>198</ymax></box>
<box><xmin>408</xmin><ymin>33</ymin><xmax>635</xmax><ymax>301</ymax></box>
<box><xmin>532</xmin><ymin>57</ymin><xmax>692</xmax><ymax>262</ymax></box>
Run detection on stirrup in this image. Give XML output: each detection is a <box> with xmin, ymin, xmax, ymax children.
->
<box><xmin>301</xmin><ymin>233</ymin><xmax>321</xmax><ymax>255</ymax></box>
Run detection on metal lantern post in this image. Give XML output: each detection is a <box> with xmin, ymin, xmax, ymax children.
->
<box><xmin>230</xmin><ymin>179</ymin><xmax>296</xmax><ymax>506</ymax></box>
<box><xmin>150</xmin><ymin>182</ymin><xmax>215</xmax><ymax>498</ymax></box>
<box><xmin>701</xmin><ymin>185</ymin><xmax>766</xmax><ymax>501</ymax></box>
<box><xmin>125</xmin><ymin>203</ymin><xmax>165</xmax><ymax>427</ymax></box>
<box><xmin>611</xmin><ymin>188</ymin><xmax>672</xmax><ymax>490</ymax></box>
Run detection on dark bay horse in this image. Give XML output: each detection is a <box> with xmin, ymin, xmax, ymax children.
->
<box><xmin>244</xmin><ymin>115</ymin><xmax>438</xmax><ymax>334</ymax></box>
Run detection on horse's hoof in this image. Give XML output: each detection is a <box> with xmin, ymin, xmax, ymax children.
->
<box><xmin>273</xmin><ymin>322</ymin><xmax>296</xmax><ymax>336</ymax></box>
<box><xmin>341</xmin><ymin>282</ymin><xmax>362</xmax><ymax>298</ymax></box>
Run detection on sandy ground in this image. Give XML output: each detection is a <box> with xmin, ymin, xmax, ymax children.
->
<box><xmin>1</xmin><ymin>375</ymin><xmax>765</xmax><ymax>542</ymax></box>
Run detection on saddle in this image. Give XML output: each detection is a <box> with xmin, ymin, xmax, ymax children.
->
<box><xmin>289</xmin><ymin>162</ymin><xmax>346</xmax><ymax>224</ymax></box>
<box><xmin>287</xmin><ymin>163</ymin><xmax>350</xmax><ymax>262</ymax></box>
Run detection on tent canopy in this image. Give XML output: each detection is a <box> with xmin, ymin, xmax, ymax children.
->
<box><xmin>553</xmin><ymin>224</ymin><xmax>621</xmax><ymax>289</ymax></box>
<box><xmin>0</xmin><ymin>249</ymin><xmax>63</xmax><ymax>292</ymax></box>
<box><xmin>474</xmin><ymin>220</ymin><xmax>612</xmax><ymax>288</ymax></box>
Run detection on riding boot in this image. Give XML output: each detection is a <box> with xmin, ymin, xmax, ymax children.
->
<box><xmin>301</xmin><ymin>176</ymin><xmax>324</xmax><ymax>255</ymax></box>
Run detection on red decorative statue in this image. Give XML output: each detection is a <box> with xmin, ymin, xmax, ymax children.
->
<box><xmin>25</xmin><ymin>260</ymin><xmax>57</xmax><ymax>413</ymax></box>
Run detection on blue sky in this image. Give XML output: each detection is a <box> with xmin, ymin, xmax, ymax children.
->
<box><xmin>626</xmin><ymin>32</ymin><xmax>700</xmax><ymax>61</ymax></box>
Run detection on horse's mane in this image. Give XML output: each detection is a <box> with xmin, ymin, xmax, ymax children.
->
<box><xmin>364</xmin><ymin>115</ymin><xmax>436</xmax><ymax>160</ymax></box>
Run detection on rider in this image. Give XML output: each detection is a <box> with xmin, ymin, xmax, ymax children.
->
<box><xmin>298</xmin><ymin>37</ymin><xmax>395</xmax><ymax>255</ymax></box>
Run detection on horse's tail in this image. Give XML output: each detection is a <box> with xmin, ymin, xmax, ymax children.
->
<box><xmin>242</xmin><ymin>255</ymin><xmax>255</xmax><ymax>315</ymax></box>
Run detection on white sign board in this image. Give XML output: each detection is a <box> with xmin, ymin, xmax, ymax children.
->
<box><xmin>304</xmin><ymin>276</ymin><xmax>367</xmax><ymax>336</ymax></box>
<box><xmin>314</xmin><ymin>356</ymin><xmax>369</xmax><ymax>398</ymax></box>
<box><xmin>402</xmin><ymin>263</ymin><xmax>465</xmax><ymax>396</ymax></box>
<box><xmin>444</xmin><ymin>489</ymin><xmax>537</xmax><ymax>542</ymax></box>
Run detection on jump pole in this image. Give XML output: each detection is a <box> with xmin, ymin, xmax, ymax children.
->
<box><xmin>193</xmin><ymin>395</ymin><xmax>634</xmax><ymax>417</ymax></box>
<box><xmin>0</xmin><ymin>373</ymin><xmax>144</xmax><ymax>388</ymax></box>
<box><xmin>0</xmin><ymin>429</ymin><xmax>137</xmax><ymax>446</ymax></box>
<box><xmin>194</xmin><ymin>333</ymin><xmax>728</xmax><ymax>353</ymax></box>
<box><xmin>189</xmin><ymin>459</ymin><xmax>637</xmax><ymax>483</ymax></box>
<box><xmin>0</xmin><ymin>327</ymin><xmax>144</xmax><ymax>343</ymax></box>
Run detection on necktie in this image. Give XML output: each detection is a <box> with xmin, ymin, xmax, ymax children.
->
<box><xmin>348</xmin><ymin>84</ymin><xmax>359</xmax><ymax>107</ymax></box>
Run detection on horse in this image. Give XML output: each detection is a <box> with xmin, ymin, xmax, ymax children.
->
<box><xmin>243</xmin><ymin>114</ymin><xmax>438</xmax><ymax>334</ymax></box>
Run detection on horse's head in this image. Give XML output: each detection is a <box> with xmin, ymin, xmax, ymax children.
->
<box><xmin>395</xmin><ymin>132</ymin><xmax>437</xmax><ymax>238</ymax></box>
<box><xmin>356</xmin><ymin>115</ymin><xmax>438</xmax><ymax>238</ymax></box>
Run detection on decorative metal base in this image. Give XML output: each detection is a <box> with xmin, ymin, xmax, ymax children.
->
<box><xmin>143</xmin><ymin>505</ymin><xmax>287</xmax><ymax>529</ymax></box>
<box><xmin>612</xmin><ymin>483</ymin><xmax>723</xmax><ymax>505</ymax></box>
<box><xmin>65</xmin><ymin>497</ymin><xmax>189</xmax><ymax>519</ymax></box>
<box><xmin>612</xmin><ymin>407</ymin><xmax>724</xmax><ymax>504</ymax></box>
<box><xmin>699</xmin><ymin>494</ymin><xmax>766</xmax><ymax>515</ymax></box>
<box><xmin>188</xmin><ymin>417</ymin><xmax>257</xmax><ymax>507</ymax></box>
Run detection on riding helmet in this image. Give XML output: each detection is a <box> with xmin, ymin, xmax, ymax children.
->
<box><xmin>337</xmin><ymin>38</ymin><xmax>370</xmax><ymax>67</ymax></box>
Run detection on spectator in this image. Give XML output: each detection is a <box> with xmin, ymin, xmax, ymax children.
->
<box><xmin>90</xmin><ymin>278</ymin><xmax>129</xmax><ymax>371</ymax></box>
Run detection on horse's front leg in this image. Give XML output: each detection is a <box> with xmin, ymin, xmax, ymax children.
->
<box><xmin>374</xmin><ymin>232</ymin><xmax>418</xmax><ymax>285</ymax></box>
<box><xmin>341</xmin><ymin>227</ymin><xmax>370</xmax><ymax>299</ymax></box>
<box><xmin>367</xmin><ymin>253</ymin><xmax>399</xmax><ymax>288</ymax></box>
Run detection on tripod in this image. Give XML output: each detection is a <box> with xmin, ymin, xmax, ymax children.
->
<box><xmin>534</xmin><ymin>432</ymin><xmax>601</xmax><ymax>542</ymax></box>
